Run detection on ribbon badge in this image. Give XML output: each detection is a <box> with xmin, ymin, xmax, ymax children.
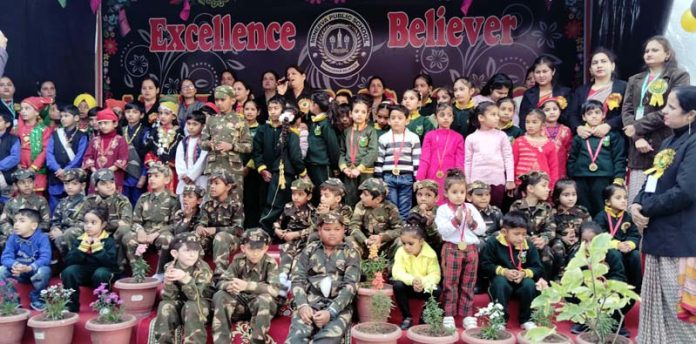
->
<box><xmin>648</xmin><ymin>78</ymin><xmax>668</xmax><ymax>107</ymax></box>
<box><xmin>644</xmin><ymin>148</ymin><xmax>676</xmax><ymax>180</ymax></box>
<box><xmin>606</xmin><ymin>93</ymin><xmax>623</xmax><ymax>111</ymax></box>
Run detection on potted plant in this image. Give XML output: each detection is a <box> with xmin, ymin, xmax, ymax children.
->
<box><xmin>357</xmin><ymin>242</ymin><xmax>394</xmax><ymax>322</ymax></box>
<box><xmin>517</xmin><ymin>309</ymin><xmax>573</xmax><ymax>344</ymax></box>
<box><xmin>460</xmin><ymin>302</ymin><xmax>516</xmax><ymax>344</ymax></box>
<box><xmin>0</xmin><ymin>279</ymin><xmax>31</xmax><ymax>344</ymax></box>
<box><xmin>528</xmin><ymin>233</ymin><xmax>640</xmax><ymax>344</ymax></box>
<box><xmin>114</xmin><ymin>244</ymin><xmax>160</xmax><ymax>318</ymax></box>
<box><xmin>406</xmin><ymin>288</ymin><xmax>459</xmax><ymax>344</ymax></box>
<box><xmin>351</xmin><ymin>290</ymin><xmax>402</xmax><ymax>343</ymax></box>
<box><xmin>85</xmin><ymin>283</ymin><xmax>138</xmax><ymax>343</ymax></box>
<box><xmin>27</xmin><ymin>284</ymin><xmax>79</xmax><ymax>344</ymax></box>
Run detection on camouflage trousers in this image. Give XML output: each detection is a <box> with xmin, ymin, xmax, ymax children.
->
<box><xmin>211</xmin><ymin>231</ymin><xmax>240</xmax><ymax>276</ymax></box>
<box><xmin>279</xmin><ymin>239</ymin><xmax>305</xmax><ymax>276</ymax></box>
<box><xmin>54</xmin><ymin>226</ymin><xmax>84</xmax><ymax>256</ymax></box>
<box><xmin>154</xmin><ymin>298</ymin><xmax>210</xmax><ymax>344</ymax></box>
<box><xmin>285</xmin><ymin>307</ymin><xmax>351</xmax><ymax>344</ymax></box>
<box><xmin>112</xmin><ymin>224</ymin><xmax>132</xmax><ymax>270</ymax></box>
<box><xmin>123</xmin><ymin>230</ymin><xmax>174</xmax><ymax>274</ymax></box>
<box><xmin>212</xmin><ymin>291</ymin><xmax>277</xmax><ymax>344</ymax></box>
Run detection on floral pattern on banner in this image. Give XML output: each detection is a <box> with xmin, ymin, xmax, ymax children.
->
<box><xmin>565</xmin><ymin>0</ymin><xmax>584</xmax><ymax>85</ymax></box>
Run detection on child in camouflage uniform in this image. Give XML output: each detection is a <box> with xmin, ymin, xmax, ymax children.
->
<box><xmin>274</xmin><ymin>178</ymin><xmax>315</xmax><ymax>296</ymax></box>
<box><xmin>467</xmin><ymin>181</ymin><xmax>504</xmax><ymax>242</ymax></box>
<box><xmin>549</xmin><ymin>179</ymin><xmax>591</xmax><ymax>280</ymax></box>
<box><xmin>410</xmin><ymin>179</ymin><xmax>441</xmax><ymax>254</ymax></box>
<box><xmin>50</xmin><ymin>168</ymin><xmax>88</xmax><ymax>256</ymax></box>
<box><xmin>286</xmin><ymin>211</ymin><xmax>360</xmax><ymax>344</ymax></box>
<box><xmin>348</xmin><ymin>178</ymin><xmax>403</xmax><ymax>260</ymax></box>
<box><xmin>312</xmin><ymin>178</ymin><xmax>352</xmax><ymax>238</ymax></box>
<box><xmin>0</xmin><ymin>169</ymin><xmax>50</xmax><ymax>249</ymax></box>
<box><xmin>171</xmin><ymin>185</ymin><xmax>205</xmax><ymax>238</ymax></box>
<box><xmin>195</xmin><ymin>169</ymin><xmax>245</xmax><ymax>276</ymax></box>
<box><xmin>123</xmin><ymin>162</ymin><xmax>181</xmax><ymax>279</ymax></box>
<box><xmin>212</xmin><ymin>229</ymin><xmax>280</xmax><ymax>344</ymax></box>
<box><xmin>153</xmin><ymin>234</ymin><xmax>213</xmax><ymax>344</ymax></box>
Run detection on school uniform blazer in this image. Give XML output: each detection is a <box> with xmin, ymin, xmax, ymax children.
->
<box><xmin>519</xmin><ymin>84</ymin><xmax>572</xmax><ymax>130</ymax></box>
<box><xmin>634</xmin><ymin>126</ymin><xmax>696</xmax><ymax>257</ymax></box>
<box><xmin>622</xmin><ymin>67</ymin><xmax>690</xmax><ymax>169</ymax></box>
<box><xmin>568</xmin><ymin>80</ymin><xmax>627</xmax><ymax>132</ymax></box>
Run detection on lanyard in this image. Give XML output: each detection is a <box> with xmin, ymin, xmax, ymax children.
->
<box><xmin>349</xmin><ymin>127</ymin><xmax>359</xmax><ymax>165</ymax></box>
<box><xmin>391</xmin><ymin>132</ymin><xmax>406</xmax><ymax>167</ymax></box>
<box><xmin>637</xmin><ymin>72</ymin><xmax>660</xmax><ymax>120</ymax></box>
<box><xmin>508</xmin><ymin>244</ymin><xmax>523</xmax><ymax>270</ymax></box>
<box><xmin>607</xmin><ymin>212</ymin><xmax>624</xmax><ymax>237</ymax></box>
<box><xmin>436</xmin><ymin>130</ymin><xmax>451</xmax><ymax>170</ymax></box>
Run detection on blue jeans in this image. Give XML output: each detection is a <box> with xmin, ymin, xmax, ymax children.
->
<box><xmin>383</xmin><ymin>173</ymin><xmax>413</xmax><ymax>219</ymax></box>
<box><xmin>0</xmin><ymin>265</ymin><xmax>52</xmax><ymax>304</ymax></box>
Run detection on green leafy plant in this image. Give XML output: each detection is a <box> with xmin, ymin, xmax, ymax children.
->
<box><xmin>361</xmin><ymin>242</ymin><xmax>388</xmax><ymax>288</ymax></box>
<box><xmin>420</xmin><ymin>287</ymin><xmax>454</xmax><ymax>337</ymax></box>
<box><xmin>474</xmin><ymin>302</ymin><xmax>506</xmax><ymax>340</ymax></box>
<box><xmin>131</xmin><ymin>244</ymin><xmax>150</xmax><ymax>283</ymax></box>
<box><xmin>528</xmin><ymin>233</ymin><xmax>640</xmax><ymax>344</ymax></box>
<box><xmin>0</xmin><ymin>279</ymin><xmax>20</xmax><ymax>316</ymax></box>
<box><xmin>90</xmin><ymin>283</ymin><xmax>126</xmax><ymax>324</ymax></box>
<box><xmin>370</xmin><ymin>291</ymin><xmax>394</xmax><ymax>323</ymax></box>
<box><xmin>40</xmin><ymin>284</ymin><xmax>75</xmax><ymax>320</ymax></box>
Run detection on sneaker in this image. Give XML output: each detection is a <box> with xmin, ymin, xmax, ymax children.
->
<box><xmin>443</xmin><ymin>316</ymin><xmax>455</xmax><ymax>330</ymax></box>
<box><xmin>571</xmin><ymin>323</ymin><xmax>587</xmax><ymax>334</ymax></box>
<box><xmin>400</xmin><ymin>317</ymin><xmax>413</xmax><ymax>330</ymax></box>
<box><xmin>521</xmin><ymin>321</ymin><xmax>537</xmax><ymax>331</ymax></box>
<box><xmin>618</xmin><ymin>327</ymin><xmax>631</xmax><ymax>338</ymax></box>
<box><xmin>30</xmin><ymin>300</ymin><xmax>46</xmax><ymax>311</ymax></box>
<box><xmin>152</xmin><ymin>273</ymin><xmax>164</xmax><ymax>283</ymax></box>
<box><xmin>463</xmin><ymin>316</ymin><xmax>478</xmax><ymax>330</ymax></box>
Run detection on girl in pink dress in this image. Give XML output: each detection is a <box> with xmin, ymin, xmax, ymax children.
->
<box><xmin>540</xmin><ymin>97</ymin><xmax>572</xmax><ymax>178</ymax></box>
<box><xmin>512</xmin><ymin>109</ymin><xmax>559</xmax><ymax>190</ymax></box>
<box><xmin>417</xmin><ymin>103</ymin><xmax>465</xmax><ymax>204</ymax></box>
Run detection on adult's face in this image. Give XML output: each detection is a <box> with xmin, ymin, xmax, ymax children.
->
<box><xmin>590</xmin><ymin>53</ymin><xmax>615</xmax><ymax>81</ymax></box>
<box><xmin>262</xmin><ymin>72</ymin><xmax>277</xmax><ymax>92</ymax></box>
<box><xmin>663</xmin><ymin>92</ymin><xmax>696</xmax><ymax>129</ymax></box>
<box><xmin>221</xmin><ymin>71</ymin><xmax>235</xmax><ymax>86</ymax></box>
<box><xmin>286</xmin><ymin>67</ymin><xmax>305</xmax><ymax>91</ymax></box>
<box><xmin>180</xmin><ymin>79</ymin><xmax>196</xmax><ymax>98</ymax></box>
<box><xmin>39</xmin><ymin>81</ymin><xmax>56</xmax><ymax>99</ymax></box>
<box><xmin>0</xmin><ymin>77</ymin><xmax>15</xmax><ymax>100</ymax></box>
<box><xmin>368</xmin><ymin>78</ymin><xmax>384</xmax><ymax>99</ymax></box>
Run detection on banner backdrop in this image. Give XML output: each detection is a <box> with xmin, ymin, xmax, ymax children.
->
<box><xmin>101</xmin><ymin>0</ymin><xmax>587</xmax><ymax>100</ymax></box>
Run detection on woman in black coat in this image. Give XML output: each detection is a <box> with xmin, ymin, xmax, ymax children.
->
<box><xmin>519</xmin><ymin>55</ymin><xmax>572</xmax><ymax>129</ymax></box>
<box><xmin>631</xmin><ymin>86</ymin><xmax>696</xmax><ymax>343</ymax></box>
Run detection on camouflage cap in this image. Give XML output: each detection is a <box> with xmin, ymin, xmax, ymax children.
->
<box><xmin>413</xmin><ymin>179</ymin><xmax>438</xmax><ymax>194</ymax></box>
<box><xmin>214</xmin><ymin>85</ymin><xmax>235</xmax><ymax>99</ymax></box>
<box><xmin>171</xmin><ymin>233</ymin><xmax>202</xmax><ymax>251</ymax></box>
<box><xmin>182</xmin><ymin>184</ymin><xmax>206</xmax><ymax>198</ymax></box>
<box><xmin>358</xmin><ymin>178</ymin><xmax>388</xmax><ymax>197</ymax></box>
<box><xmin>148</xmin><ymin>162</ymin><xmax>172</xmax><ymax>177</ymax></box>
<box><xmin>317</xmin><ymin>210</ymin><xmax>347</xmax><ymax>226</ymax></box>
<box><xmin>291</xmin><ymin>178</ymin><xmax>314</xmax><ymax>193</ymax></box>
<box><xmin>467</xmin><ymin>180</ymin><xmax>491</xmax><ymax>193</ymax></box>
<box><xmin>243</xmin><ymin>228</ymin><xmax>270</xmax><ymax>247</ymax></box>
<box><xmin>209</xmin><ymin>169</ymin><xmax>235</xmax><ymax>185</ymax></box>
<box><xmin>92</xmin><ymin>168</ymin><xmax>115</xmax><ymax>183</ymax></box>
<box><xmin>12</xmin><ymin>168</ymin><xmax>35</xmax><ymax>181</ymax></box>
<box><xmin>63</xmin><ymin>168</ymin><xmax>87</xmax><ymax>183</ymax></box>
<box><xmin>320</xmin><ymin>178</ymin><xmax>345</xmax><ymax>196</ymax></box>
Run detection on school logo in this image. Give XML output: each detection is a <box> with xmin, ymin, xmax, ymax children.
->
<box><xmin>308</xmin><ymin>8</ymin><xmax>373</xmax><ymax>78</ymax></box>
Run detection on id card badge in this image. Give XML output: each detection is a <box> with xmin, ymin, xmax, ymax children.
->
<box><xmin>636</xmin><ymin>106</ymin><xmax>645</xmax><ymax>120</ymax></box>
<box><xmin>645</xmin><ymin>175</ymin><xmax>658</xmax><ymax>193</ymax></box>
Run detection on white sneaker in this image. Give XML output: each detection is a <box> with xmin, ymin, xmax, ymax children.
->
<box><xmin>152</xmin><ymin>273</ymin><xmax>164</xmax><ymax>283</ymax></box>
<box><xmin>521</xmin><ymin>321</ymin><xmax>537</xmax><ymax>331</ymax></box>
<box><xmin>443</xmin><ymin>316</ymin><xmax>455</xmax><ymax>330</ymax></box>
<box><xmin>463</xmin><ymin>316</ymin><xmax>478</xmax><ymax>330</ymax></box>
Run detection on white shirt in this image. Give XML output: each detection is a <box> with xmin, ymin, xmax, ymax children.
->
<box><xmin>435</xmin><ymin>202</ymin><xmax>486</xmax><ymax>245</ymax></box>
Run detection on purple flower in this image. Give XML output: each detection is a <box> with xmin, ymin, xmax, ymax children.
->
<box><xmin>107</xmin><ymin>293</ymin><xmax>120</xmax><ymax>303</ymax></box>
<box><xmin>93</xmin><ymin>283</ymin><xmax>108</xmax><ymax>296</ymax></box>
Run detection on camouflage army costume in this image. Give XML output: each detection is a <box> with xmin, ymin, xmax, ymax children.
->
<box><xmin>549</xmin><ymin>205</ymin><xmax>591</xmax><ymax>280</ymax></box>
<box><xmin>154</xmin><ymin>257</ymin><xmax>213</xmax><ymax>344</ymax></box>
<box><xmin>286</xmin><ymin>230</ymin><xmax>360</xmax><ymax>342</ymax></box>
<box><xmin>200</xmin><ymin>86</ymin><xmax>252</xmax><ymax>203</ymax></box>
<box><xmin>348</xmin><ymin>179</ymin><xmax>403</xmax><ymax>259</ymax></box>
<box><xmin>0</xmin><ymin>170</ymin><xmax>51</xmax><ymax>248</ymax></box>
<box><xmin>478</xmin><ymin>205</ymin><xmax>504</xmax><ymax>240</ymax></box>
<box><xmin>409</xmin><ymin>204</ymin><xmax>442</xmax><ymax>254</ymax></box>
<box><xmin>510</xmin><ymin>198</ymin><xmax>558</xmax><ymax>280</ymax></box>
<box><xmin>275</xmin><ymin>179</ymin><xmax>315</xmax><ymax>276</ymax></box>
<box><xmin>212</xmin><ymin>230</ymin><xmax>280</xmax><ymax>344</ymax></box>
<box><xmin>308</xmin><ymin>204</ymin><xmax>353</xmax><ymax>243</ymax></box>
<box><xmin>172</xmin><ymin>185</ymin><xmax>205</xmax><ymax>238</ymax></box>
<box><xmin>196</xmin><ymin>192</ymin><xmax>245</xmax><ymax>275</ymax></box>
<box><xmin>51</xmin><ymin>193</ymin><xmax>86</xmax><ymax>255</ymax></box>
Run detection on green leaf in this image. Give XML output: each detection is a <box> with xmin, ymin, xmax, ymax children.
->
<box><xmin>524</xmin><ymin>327</ymin><xmax>556</xmax><ymax>343</ymax></box>
<box><xmin>560</xmin><ymin>267</ymin><xmax>583</xmax><ymax>291</ymax></box>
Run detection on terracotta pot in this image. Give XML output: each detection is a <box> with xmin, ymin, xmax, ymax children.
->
<box><xmin>575</xmin><ymin>333</ymin><xmax>633</xmax><ymax>344</ymax></box>
<box><xmin>27</xmin><ymin>312</ymin><xmax>79</xmax><ymax>344</ymax></box>
<box><xmin>0</xmin><ymin>308</ymin><xmax>31</xmax><ymax>344</ymax></box>
<box><xmin>406</xmin><ymin>324</ymin><xmax>460</xmax><ymax>344</ymax></box>
<box><xmin>85</xmin><ymin>313</ymin><xmax>138</xmax><ymax>344</ymax></box>
<box><xmin>357</xmin><ymin>284</ymin><xmax>393</xmax><ymax>323</ymax></box>
<box><xmin>351</xmin><ymin>322</ymin><xmax>402</xmax><ymax>344</ymax></box>
<box><xmin>461</xmin><ymin>327</ymin><xmax>516</xmax><ymax>344</ymax></box>
<box><xmin>115</xmin><ymin>277</ymin><xmax>160</xmax><ymax>319</ymax></box>
<box><xmin>518</xmin><ymin>329</ymin><xmax>574</xmax><ymax>343</ymax></box>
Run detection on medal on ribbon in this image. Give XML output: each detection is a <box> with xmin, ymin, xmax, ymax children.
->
<box><xmin>436</xmin><ymin>170</ymin><xmax>444</xmax><ymax>178</ymax></box>
<box><xmin>586</xmin><ymin>137</ymin><xmax>604</xmax><ymax>172</ymax></box>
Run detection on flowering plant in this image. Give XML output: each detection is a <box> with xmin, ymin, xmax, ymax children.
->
<box><xmin>131</xmin><ymin>244</ymin><xmax>150</xmax><ymax>283</ymax></box>
<box><xmin>0</xmin><ymin>279</ymin><xmax>20</xmax><ymax>316</ymax></box>
<box><xmin>40</xmin><ymin>284</ymin><xmax>75</xmax><ymax>320</ymax></box>
<box><xmin>90</xmin><ymin>283</ymin><xmax>125</xmax><ymax>324</ymax></box>
<box><xmin>474</xmin><ymin>302</ymin><xmax>506</xmax><ymax>340</ymax></box>
<box><xmin>360</xmin><ymin>241</ymin><xmax>388</xmax><ymax>289</ymax></box>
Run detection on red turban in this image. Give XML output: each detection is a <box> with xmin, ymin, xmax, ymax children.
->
<box><xmin>96</xmin><ymin>108</ymin><xmax>118</xmax><ymax>122</ymax></box>
<box><xmin>21</xmin><ymin>97</ymin><xmax>53</xmax><ymax>111</ymax></box>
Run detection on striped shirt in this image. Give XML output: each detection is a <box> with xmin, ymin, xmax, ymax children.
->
<box><xmin>375</xmin><ymin>129</ymin><xmax>421</xmax><ymax>175</ymax></box>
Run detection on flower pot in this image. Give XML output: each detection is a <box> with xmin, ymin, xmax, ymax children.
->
<box><xmin>575</xmin><ymin>333</ymin><xmax>632</xmax><ymax>344</ymax></box>
<box><xmin>351</xmin><ymin>322</ymin><xmax>402</xmax><ymax>344</ymax></box>
<box><xmin>518</xmin><ymin>329</ymin><xmax>574</xmax><ymax>343</ymax></box>
<box><xmin>0</xmin><ymin>308</ymin><xmax>31</xmax><ymax>344</ymax></box>
<box><xmin>461</xmin><ymin>327</ymin><xmax>516</xmax><ymax>344</ymax></box>
<box><xmin>406</xmin><ymin>324</ymin><xmax>459</xmax><ymax>344</ymax></box>
<box><xmin>114</xmin><ymin>277</ymin><xmax>160</xmax><ymax>319</ymax></box>
<box><xmin>27</xmin><ymin>312</ymin><xmax>79</xmax><ymax>344</ymax></box>
<box><xmin>357</xmin><ymin>284</ymin><xmax>393</xmax><ymax>323</ymax></box>
<box><xmin>85</xmin><ymin>313</ymin><xmax>138</xmax><ymax>344</ymax></box>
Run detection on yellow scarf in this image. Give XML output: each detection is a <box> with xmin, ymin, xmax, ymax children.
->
<box><xmin>455</xmin><ymin>100</ymin><xmax>474</xmax><ymax>110</ymax></box>
<box><xmin>77</xmin><ymin>230</ymin><xmax>109</xmax><ymax>253</ymax></box>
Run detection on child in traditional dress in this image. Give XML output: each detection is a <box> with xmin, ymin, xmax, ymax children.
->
<box><xmin>82</xmin><ymin>108</ymin><xmax>129</xmax><ymax>192</ymax></box>
<box><xmin>16</xmin><ymin>97</ymin><xmax>53</xmax><ymax>194</ymax></box>
<box><xmin>0</xmin><ymin>111</ymin><xmax>19</xmax><ymax>208</ymax></box>
<box><xmin>540</xmin><ymin>97</ymin><xmax>573</xmax><ymax>178</ymax></box>
<box><xmin>144</xmin><ymin>101</ymin><xmax>183</xmax><ymax>193</ymax></box>
<box><xmin>175</xmin><ymin>109</ymin><xmax>208</xmax><ymax>204</ymax></box>
<box><xmin>120</xmin><ymin>102</ymin><xmax>150</xmax><ymax>206</ymax></box>
<box><xmin>512</xmin><ymin>109</ymin><xmax>559</xmax><ymax>189</ymax></box>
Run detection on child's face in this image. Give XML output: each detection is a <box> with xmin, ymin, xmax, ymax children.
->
<box><xmin>60</xmin><ymin>112</ymin><xmax>78</xmax><ymax>128</ymax></box>
<box><xmin>498</xmin><ymin>101</ymin><xmax>515</xmax><ymax>124</ymax></box>
<box><xmin>64</xmin><ymin>180</ymin><xmax>84</xmax><ymax>196</ymax></box>
<box><xmin>96</xmin><ymin>180</ymin><xmax>116</xmax><ymax>197</ymax></box>
<box><xmin>172</xmin><ymin>245</ymin><xmax>200</xmax><ymax>268</ymax></box>
<box><xmin>400</xmin><ymin>232</ymin><xmax>424</xmax><ymax>256</ymax></box>
<box><xmin>528</xmin><ymin>179</ymin><xmax>550</xmax><ymax>201</ymax></box>
<box><xmin>453</xmin><ymin>81</ymin><xmax>473</xmax><ymax>103</ymax></box>
<box><xmin>90</xmin><ymin>116</ymin><xmax>99</xmax><ymax>130</ymax></box>
<box><xmin>215</xmin><ymin>95</ymin><xmax>234</xmax><ymax>114</ymax></box>
<box><xmin>542</xmin><ymin>102</ymin><xmax>561</xmax><ymax>124</ymax></box>
<box><xmin>375</xmin><ymin>108</ymin><xmax>390</xmax><ymax>128</ymax></box>
<box><xmin>351</xmin><ymin>103</ymin><xmax>369</xmax><ymax>125</ymax></box>
<box><xmin>608</xmin><ymin>188</ymin><xmax>628</xmax><ymax>212</ymax></box>
<box><xmin>17</xmin><ymin>179</ymin><xmax>34</xmax><ymax>195</ymax></box>
<box><xmin>84</xmin><ymin>212</ymin><xmax>106</xmax><ymax>237</ymax></box>
<box><xmin>310</xmin><ymin>101</ymin><xmax>321</xmax><ymax>115</ymax></box>
<box><xmin>158</xmin><ymin>109</ymin><xmax>175</xmax><ymax>126</ymax></box>
<box><xmin>208</xmin><ymin>177</ymin><xmax>231</xmax><ymax>199</ymax></box>
<box><xmin>13</xmin><ymin>214</ymin><xmax>38</xmax><ymax>238</ymax></box>
<box><xmin>182</xmin><ymin>192</ymin><xmax>202</xmax><ymax>210</ymax></box>
<box><xmin>414</xmin><ymin>78</ymin><xmax>431</xmax><ymax>101</ymax></box>
<box><xmin>243</xmin><ymin>103</ymin><xmax>259</xmax><ymax>122</ymax></box>
<box><xmin>267</xmin><ymin>102</ymin><xmax>282</xmax><ymax>122</ymax></box>
<box><xmin>416</xmin><ymin>188</ymin><xmax>437</xmax><ymax>209</ymax></box>
<box><xmin>319</xmin><ymin>222</ymin><xmax>345</xmax><ymax>248</ymax></box>
<box><xmin>468</xmin><ymin>189</ymin><xmax>491</xmax><ymax>210</ymax></box>
<box><xmin>78</xmin><ymin>101</ymin><xmax>90</xmax><ymax>118</ymax></box>
<box><xmin>20</xmin><ymin>104</ymin><xmax>39</xmax><ymax>123</ymax></box>
<box><xmin>525</xmin><ymin>115</ymin><xmax>544</xmax><ymax>136</ymax></box>
<box><xmin>339</xmin><ymin>113</ymin><xmax>353</xmax><ymax>129</ymax></box>
<box><xmin>436</xmin><ymin>90</ymin><xmax>451</xmax><ymax>104</ymax></box>
<box><xmin>490</xmin><ymin>87</ymin><xmax>510</xmax><ymax>102</ymax></box>
<box><xmin>401</xmin><ymin>91</ymin><xmax>420</xmax><ymax>112</ymax></box>
<box><xmin>503</xmin><ymin>227</ymin><xmax>527</xmax><ymax>247</ymax></box>
<box><xmin>558</xmin><ymin>186</ymin><xmax>577</xmax><ymax>209</ymax></box>
<box><xmin>0</xmin><ymin>118</ymin><xmax>9</xmax><ymax>132</ymax></box>
<box><xmin>241</xmin><ymin>244</ymin><xmax>269</xmax><ymax>265</ymax></box>
<box><xmin>559</xmin><ymin>227</ymin><xmax>578</xmax><ymax>246</ymax></box>
<box><xmin>583</xmin><ymin>108</ymin><xmax>605</xmax><ymax>127</ymax></box>
<box><xmin>525</xmin><ymin>71</ymin><xmax>536</xmax><ymax>89</ymax></box>
<box><xmin>186</xmin><ymin>119</ymin><xmax>203</xmax><ymax>137</ymax></box>
<box><xmin>446</xmin><ymin>182</ymin><xmax>467</xmax><ymax>205</ymax></box>
<box><xmin>436</xmin><ymin>107</ymin><xmax>454</xmax><ymax>129</ymax></box>
<box><xmin>291</xmin><ymin>190</ymin><xmax>311</xmax><ymax>208</ymax></box>
<box><xmin>98</xmin><ymin>120</ymin><xmax>117</xmax><ymax>134</ymax></box>
<box><xmin>124</xmin><ymin>108</ymin><xmax>143</xmax><ymax>125</ymax></box>
<box><xmin>359</xmin><ymin>190</ymin><xmax>382</xmax><ymax>208</ymax></box>
<box><xmin>581</xmin><ymin>229</ymin><xmax>597</xmax><ymax>243</ymax></box>
<box><xmin>148</xmin><ymin>171</ymin><xmax>169</xmax><ymax>191</ymax></box>
<box><xmin>478</xmin><ymin>107</ymin><xmax>500</xmax><ymax>129</ymax></box>
<box><xmin>320</xmin><ymin>188</ymin><xmax>342</xmax><ymax>209</ymax></box>
<box><xmin>388</xmin><ymin>110</ymin><xmax>408</xmax><ymax>132</ymax></box>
